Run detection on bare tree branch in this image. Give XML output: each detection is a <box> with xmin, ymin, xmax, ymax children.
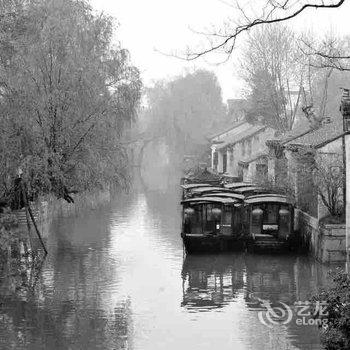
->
<box><xmin>299</xmin><ymin>36</ymin><xmax>350</xmax><ymax>71</ymax></box>
<box><xmin>185</xmin><ymin>0</ymin><xmax>345</xmax><ymax>60</ymax></box>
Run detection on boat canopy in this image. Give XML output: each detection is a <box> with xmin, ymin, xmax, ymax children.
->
<box><xmin>232</xmin><ymin>186</ymin><xmax>268</xmax><ymax>194</ymax></box>
<box><xmin>244</xmin><ymin>194</ymin><xmax>294</xmax><ymax>205</ymax></box>
<box><xmin>181</xmin><ymin>183</ymin><xmax>210</xmax><ymax>190</ymax></box>
<box><xmin>190</xmin><ymin>187</ymin><xmax>232</xmax><ymax>195</ymax></box>
<box><xmin>224</xmin><ymin>182</ymin><xmax>256</xmax><ymax>189</ymax></box>
<box><xmin>187</xmin><ymin>187</ymin><xmax>237</xmax><ymax>196</ymax></box>
<box><xmin>245</xmin><ymin>193</ymin><xmax>287</xmax><ymax>199</ymax></box>
<box><xmin>205</xmin><ymin>192</ymin><xmax>245</xmax><ymax>200</ymax></box>
<box><xmin>181</xmin><ymin>196</ymin><xmax>239</xmax><ymax>205</ymax></box>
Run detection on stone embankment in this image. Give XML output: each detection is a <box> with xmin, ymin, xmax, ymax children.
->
<box><xmin>296</xmin><ymin>209</ymin><xmax>346</xmax><ymax>263</ymax></box>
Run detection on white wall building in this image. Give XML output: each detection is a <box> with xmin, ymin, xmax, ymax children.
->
<box><xmin>210</xmin><ymin>121</ymin><xmax>275</xmax><ymax>181</ymax></box>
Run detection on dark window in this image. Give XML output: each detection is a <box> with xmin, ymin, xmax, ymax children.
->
<box><xmin>213</xmin><ymin>151</ymin><xmax>218</xmax><ymax>170</ymax></box>
<box><xmin>247</xmin><ymin>139</ymin><xmax>252</xmax><ymax>156</ymax></box>
<box><xmin>223</xmin><ymin>152</ymin><xmax>227</xmax><ymax>173</ymax></box>
<box><xmin>184</xmin><ymin>205</ymin><xmax>202</xmax><ymax>234</ymax></box>
<box><xmin>263</xmin><ymin>204</ymin><xmax>279</xmax><ymax>224</ymax></box>
<box><xmin>256</xmin><ymin>163</ymin><xmax>268</xmax><ymax>179</ymax></box>
<box><xmin>223</xmin><ymin>205</ymin><xmax>232</xmax><ymax>225</ymax></box>
<box><xmin>241</xmin><ymin>142</ymin><xmax>246</xmax><ymax>156</ymax></box>
<box><xmin>204</xmin><ymin>204</ymin><xmax>221</xmax><ymax>233</ymax></box>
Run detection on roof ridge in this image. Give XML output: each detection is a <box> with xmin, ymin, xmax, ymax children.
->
<box><xmin>209</xmin><ymin>120</ymin><xmax>247</xmax><ymax>139</ymax></box>
<box><xmin>216</xmin><ymin>125</ymin><xmax>267</xmax><ymax>150</ymax></box>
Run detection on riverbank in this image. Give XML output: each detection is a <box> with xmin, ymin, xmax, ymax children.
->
<box><xmin>0</xmin><ymin>189</ymin><xmax>112</xmax><ymax>275</ymax></box>
<box><xmin>31</xmin><ymin>189</ymin><xmax>112</xmax><ymax>238</ymax></box>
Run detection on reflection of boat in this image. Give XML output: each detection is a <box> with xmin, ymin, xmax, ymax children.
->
<box><xmin>244</xmin><ymin>254</ymin><xmax>296</xmax><ymax>307</ymax></box>
<box><xmin>181</xmin><ymin>254</ymin><xmax>245</xmax><ymax>310</ymax></box>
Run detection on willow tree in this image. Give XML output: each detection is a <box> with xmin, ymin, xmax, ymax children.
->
<box><xmin>143</xmin><ymin>70</ymin><xmax>225</xmax><ymax>166</ymax></box>
<box><xmin>0</xmin><ymin>0</ymin><xmax>141</xmax><ymax>200</ymax></box>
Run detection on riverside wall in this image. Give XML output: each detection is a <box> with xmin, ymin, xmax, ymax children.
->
<box><xmin>296</xmin><ymin>209</ymin><xmax>346</xmax><ymax>263</ymax></box>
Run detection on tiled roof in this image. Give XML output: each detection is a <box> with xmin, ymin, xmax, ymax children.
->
<box><xmin>209</xmin><ymin>120</ymin><xmax>246</xmax><ymax>139</ymax></box>
<box><xmin>266</xmin><ymin>119</ymin><xmax>311</xmax><ymax>146</ymax></box>
<box><xmin>216</xmin><ymin>124</ymin><xmax>266</xmax><ymax>150</ymax></box>
<box><xmin>285</xmin><ymin>118</ymin><xmax>343</xmax><ymax>148</ymax></box>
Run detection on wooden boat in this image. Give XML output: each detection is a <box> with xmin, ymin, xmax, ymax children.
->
<box><xmin>243</xmin><ymin>194</ymin><xmax>297</xmax><ymax>252</ymax></box>
<box><xmin>181</xmin><ymin>196</ymin><xmax>244</xmax><ymax>253</ymax></box>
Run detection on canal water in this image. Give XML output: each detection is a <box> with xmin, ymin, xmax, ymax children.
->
<box><xmin>0</xmin><ymin>190</ymin><xmax>340</xmax><ymax>350</ymax></box>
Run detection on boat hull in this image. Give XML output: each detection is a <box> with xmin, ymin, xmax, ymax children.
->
<box><xmin>182</xmin><ymin>234</ymin><xmax>245</xmax><ymax>254</ymax></box>
<box><xmin>245</xmin><ymin>233</ymin><xmax>302</xmax><ymax>254</ymax></box>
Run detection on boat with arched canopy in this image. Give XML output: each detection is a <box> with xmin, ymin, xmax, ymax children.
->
<box><xmin>181</xmin><ymin>196</ymin><xmax>244</xmax><ymax>253</ymax></box>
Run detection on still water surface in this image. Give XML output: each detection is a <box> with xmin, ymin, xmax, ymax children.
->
<box><xmin>0</xmin><ymin>190</ymin><xmax>339</xmax><ymax>349</ymax></box>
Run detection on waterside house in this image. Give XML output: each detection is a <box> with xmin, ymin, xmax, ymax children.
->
<box><xmin>210</xmin><ymin>121</ymin><xmax>275</xmax><ymax>181</ymax></box>
<box><xmin>266</xmin><ymin>117</ymin><xmax>344</xmax><ymax>217</ymax></box>
<box><xmin>266</xmin><ymin>117</ymin><xmax>346</xmax><ymax>263</ymax></box>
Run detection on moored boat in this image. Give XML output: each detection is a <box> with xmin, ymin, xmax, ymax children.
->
<box><xmin>181</xmin><ymin>195</ymin><xmax>244</xmax><ymax>253</ymax></box>
<box><xmin>243</xmin><ymin>194</ymin><xmax>298</xmax><ymax>252</ymax></box>
<box><xmin>180</xmin><ymin>181</ymin><xmax>300</xmax><ymax>254</ymax></box>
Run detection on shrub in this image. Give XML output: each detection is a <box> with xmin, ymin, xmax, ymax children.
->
<box><xmin>314</xmin><ymin>271</ymin><xmax>350</xmax><ymax>350</ymax></box>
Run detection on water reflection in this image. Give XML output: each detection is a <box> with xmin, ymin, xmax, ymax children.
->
<box><xmin>181</xmin><ymin>252</ymin><xmax>335</xmax><ymax>350</ymax></box>
<box><xmin>181</xmin><ymin>254</ymin><xmax>244</xmax><ymax>310</ymax></box>
<box><xmin>0</xmin><ymin>190</ymin><xmax>342</xmax><ymax>350</ymax></box>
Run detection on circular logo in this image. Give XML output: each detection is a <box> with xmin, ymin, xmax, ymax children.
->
<box><xmin>258</xmin><ymin>301</ymin><xmax>293</xmax><ymax>328</ymax></box>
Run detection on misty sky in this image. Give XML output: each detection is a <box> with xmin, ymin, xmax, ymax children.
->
<box><xmin>90</xmin><ymin>0</ymin><xmax>350</xmax><ymax>101</ymax></box>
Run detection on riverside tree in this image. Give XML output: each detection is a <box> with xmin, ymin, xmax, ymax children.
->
<box><xmin>241</xmin><ymin>25</ymin><xmax>303</xmax><ymax>132</ymax></box>
<box><xmin>143</xmin><ymin>70</ymin><xmax>226</xmax><ymax>166</ymax></box>
<box><xmin>0</xmin><ymin>0</ymin><xmax>141</xmax><ymax>201</ymax></box>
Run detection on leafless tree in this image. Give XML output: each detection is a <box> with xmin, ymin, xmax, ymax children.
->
<box><xmin>241</xmin><ymin>25</ymin><xmax>303</xmax><ymax>132</ymax></box>
<box><xmin>313</xmin><ymin>154</ymin><xmax>344</xmax><ymax>217</ymax></box>
<box><xmin>300</xmin><ymin>35</ymin><xmax>350</xmax><ymax>71</ymax></box>
<box><xmin>186</xmin><ymin>0</ymin><xmax>345</xmax><ymax>60</ymax></box>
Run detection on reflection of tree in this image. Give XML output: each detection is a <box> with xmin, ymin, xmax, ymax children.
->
<box><xmin>181</xmin><ymin>254</ymin><xmax>245</xmax><ymax>310</ymax></box>
<box><xmin>0</xmin><ymin>291</ymin><xmax>132</xmax><ymax>350</ymax></box>
<box><xmin>0</xmin><ymin>209</ymin><xmax>134</xmax><ymax>349</ymax></box>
